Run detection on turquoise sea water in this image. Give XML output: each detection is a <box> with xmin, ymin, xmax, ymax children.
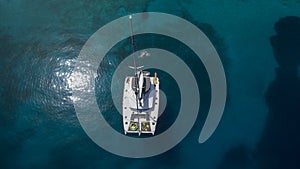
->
<box><xmin>1</xmin><ymin>1</ymin><xmax>300</xmax><ymax>169</ymax></box>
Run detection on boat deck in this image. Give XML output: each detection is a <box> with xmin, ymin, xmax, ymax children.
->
<box><xmin>122</xmin><ymin>76</ymin><xmax>159</xmax><ymax>135</ymax></box>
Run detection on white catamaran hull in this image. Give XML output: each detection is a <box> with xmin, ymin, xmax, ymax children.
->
<box><xmin>122</xmin><ymin>75</ymin><xmax>159</xmax><ymax>135</ymax></box>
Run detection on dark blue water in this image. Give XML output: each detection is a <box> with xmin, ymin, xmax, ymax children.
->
<box><xmin>1</xmin><ymin>1</ymin><xmax>300</xmax><ymax>169</ymax></box>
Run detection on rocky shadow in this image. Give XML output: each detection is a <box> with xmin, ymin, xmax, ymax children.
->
<box><xmin>255</xmin><ymin>16</ymin><xmax>300</xmax><ymax>169</ymax></box>
<box><xmin>216</xmin><ymin>16</ymin><xmax>300</xmax><ymax>169</ymax></box>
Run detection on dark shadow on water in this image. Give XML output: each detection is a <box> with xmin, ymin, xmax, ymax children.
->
<box><xmin>217</xmin><ymin>144</ymin><xmax>253</xmax><ymax>169</ymax></box>
<box><xmin>255</xmin><ymin>16</ymin><xmax>300</xmax><ymax>169</ymax></box>
<box><xmin>216</xmin><ymin>16</ymin><xmax>300</xmax><ymax>169</ymax></box>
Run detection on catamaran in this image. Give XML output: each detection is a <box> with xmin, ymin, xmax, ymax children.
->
<box><xmin>122</xmin><ymin>15</ymin><xmax>160</xmax><ymax>135</ymax></box>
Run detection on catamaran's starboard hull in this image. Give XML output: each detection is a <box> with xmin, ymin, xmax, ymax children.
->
<box><xmin>122</xmin><ymin>76</ymin><xmax>159</xmax><ymax>135</ymax></box>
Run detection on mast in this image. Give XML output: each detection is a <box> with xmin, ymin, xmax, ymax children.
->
<box><xmin>129</xmin><ymin>15</ymin><xmax>137</xmax><ymax>76</ymax></box>
<box><xmin>129</xmin><ymin>15</ymin><xmax>139</xmax><ymax>97</ymax></box>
